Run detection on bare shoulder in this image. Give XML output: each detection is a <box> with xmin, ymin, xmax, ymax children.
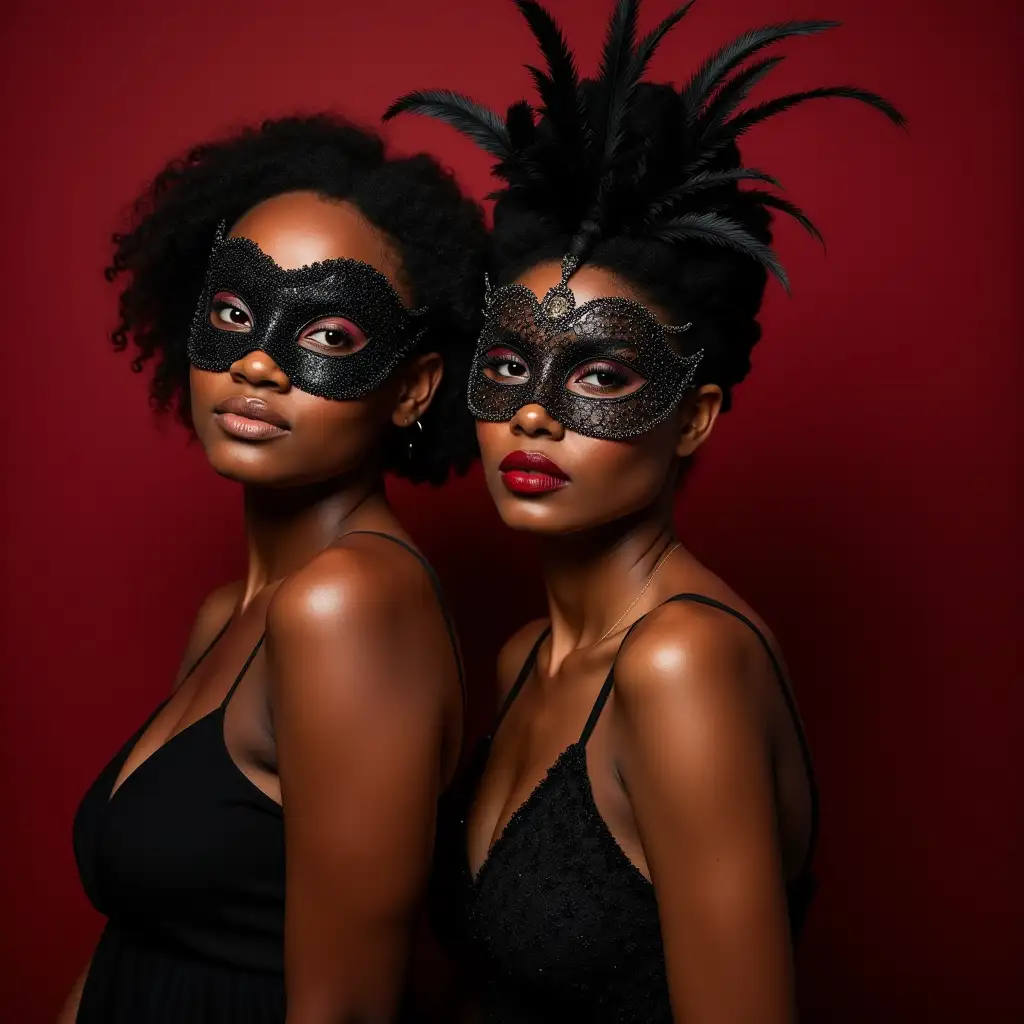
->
<box><xmin>264</xmin><ymin>534</ymin><xmax>452</xmax><ymax>715</ymax></box>
<box><xmin>613</xmin><ymin>597</ymin><xmax>777</xmax><ymax>724</ymax></box>
<box><xmin>196</xmin><ymin>579</ymin><xmax>245</xmax><ymax>625</ymax></box>
<box><xmin>267</xmin><ymin>533</ymin><xmax>435</xmax><ymax>636</ymax></box>
<box><xmin>495</xmin><ymin>617</ymin><xmax>551</xmax><ymax>702</ymax></box>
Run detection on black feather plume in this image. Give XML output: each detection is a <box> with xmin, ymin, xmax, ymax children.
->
<box><xmin>631</xmin><ymin>1</ymin><xmax>698</xmax><ymax>82</ymax></box>
<box><xmin>513</xmin><ymin>0</ymin><xmax>585</xmax><ymax>146</ymax></box>
<box><xmin>643</xmin><ymin>168</ymin><xmax>784</xmax><ymax>225</ymax></box>
<box><xmin>720</xmin><ymin>85</ymin><xmax>909</xmax><ymax>141</ymax></box>
<box><xmin>697</xmin><ymin>55</ymin><xmax>786</xmax><ymax>136</ymax></box>
<box><xmin>682</xmin><ymin>21</ymin><xmax>838</xmax><ymax>118</ymax></box>
<box><xmin>591</xmin><ymin>0</ymin><xmax>641</xmax><ymax>162</ymax></box>
<box><xmin>382</xmin><ymin>90</ymin><xmax>512</xmax><ymax>159</ymax></box>
<box><xmin>738</xmin><ymin>190</ymin><xmax>824</xmax><ymax>245</ymax></box>
<box><xmin>383</xmin><ymin>0</ymin><xmax>906</xmax><ymax>292</ymax></box>
<box><xmin>652</xmin><ymin>211</ymin><xmax>791</xmax><ymax>290</ymax></box>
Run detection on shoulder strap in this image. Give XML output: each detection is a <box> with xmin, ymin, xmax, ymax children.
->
<box><xmin>341</xmin><ymin>531</ymin><xmax>465</xmax><ymax>705</ymax></box>
<box><xmin>178</xmin><ymin>616</ymin><xmax>232</xmax><ymax>688</ymax></box>
<box><xmin>579</xmin><ymin>604</ymin><xmax>662</xmax><ymax>745</ymax></box>
<box><xmin>492</xmin><ymin>625</ymin><xmax>551</xmax><ymax>736</ymax></box>
<box><xmin>220</xmin><ymin>633</ymin><xmax>266</xmax><ymax>708</ymax></box>
<box><xmin>583</xmin><ymin>592</ymin><xmax>819</xmax><ymax>867</ymax></box>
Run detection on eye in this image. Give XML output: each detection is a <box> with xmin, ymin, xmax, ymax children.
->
<box><xmin>297</xmin><ymin>317</ymin><xmax>368</xmax><ymax>357</ymax></box>
<box><xmin>210</xmin><ymin>291</ymin><xmax>253</xmax><ymax>332</ymax></box>
<box><xmin>480</xmin><ymin>346</ymin><xmax>530</xmax><ymax>385</ymax></box>
<box><xmin>567</xmin><ymin>360</ymin><xmax>646</xmax><ymax>397</ymax></box>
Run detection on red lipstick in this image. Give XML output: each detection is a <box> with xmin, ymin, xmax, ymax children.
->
<box><xmin>498</xmin><ymin>450</ymin><xmax>570</xmax><ymax>495</ymax></box>
<box><xmin>214</xmin><ymin>396</ymin><xmax>290</xmax><ymax>441</ymax></box>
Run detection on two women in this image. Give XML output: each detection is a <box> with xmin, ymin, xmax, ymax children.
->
<box><xmin>65</xmin><ymin>1</ymin><xmax>902</xmax><ymax>1021</ymax></box>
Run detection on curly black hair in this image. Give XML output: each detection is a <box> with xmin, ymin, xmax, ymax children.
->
<box><xmin>106</xmin><ymin>114</ymin><xmax>488</xmax><ymax>484</ymax></box>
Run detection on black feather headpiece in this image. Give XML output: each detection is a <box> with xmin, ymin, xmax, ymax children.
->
<box><xmin>384</xmin><ymin>0</ymin><xmax>905</xmax><ymax>292</ymax></box>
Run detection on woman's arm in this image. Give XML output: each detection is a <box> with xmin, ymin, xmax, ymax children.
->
<box><xmin>55</xmin><ymin>959</ymin><xmax>91</xmax><ymax>1024</ymax></box>
<box><xmin>266</xmin><ymin>543</ymin><xmax>455</xmax><ymax>1024</ymax></box>
<box><xmin>614</xmin><ymin>604</ymin><xmax>795</xmax><ymax>1024</ymax></box>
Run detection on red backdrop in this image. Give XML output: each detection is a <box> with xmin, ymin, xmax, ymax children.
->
<box><xmin>1</xmin><ymin>1</ymin><xmax>1020</xmax><ymax>1020</ymax></box>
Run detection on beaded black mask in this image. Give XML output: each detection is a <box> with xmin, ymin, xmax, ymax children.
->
<box><xmin>187</xmin><ymin>224</ymin><xmax>427</xmax><ymax>400</ymax></box>
<box><xmin>469</xmin><ymin>257</ymin><xmax>703</xmax><ymax>440</ymax></box>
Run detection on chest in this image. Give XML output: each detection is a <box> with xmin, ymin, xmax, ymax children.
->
<box><xmin>456</xmin><ymin>741</ymin><xmax>670</xmax><ymax>1020</ymax></box>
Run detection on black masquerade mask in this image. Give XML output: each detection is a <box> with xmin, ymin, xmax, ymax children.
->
<box><xmin>188</xmin><ymin>223</ymin><xmax>427</xmax><ymax>400</ymax></box>
<box><xmin>469</xmin><ymin>256</ymin><xmax>703</xmax><ymax>441</ymax></box>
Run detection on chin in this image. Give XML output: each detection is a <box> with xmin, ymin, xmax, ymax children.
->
<box><xmin>201</xmin><ymin>437</ymin><xmax>298</xmax><ymax>488</ymax></box>
<box><xmin>489</xmin><ymin>486</ymin><xmax>588</xmax><ymax>536</ymax></box>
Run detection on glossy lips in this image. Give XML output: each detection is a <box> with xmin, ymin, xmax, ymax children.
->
<box><xmin>214</xmin><ymin>396</ymin><xmax>290</xmax><ymax>441</ymax></box>
<box><xmin>498</xmin><ymin>450</ymin><xmax>570</xmax><ymax>495</ymax></box>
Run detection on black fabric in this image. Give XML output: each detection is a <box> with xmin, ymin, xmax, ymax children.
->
<box><xmin>430</xmin><ymin>593</ymin><xmax>818</xmax><ymax>1024</ymax></box>
<box><xmin>73</xmin><ymin>532</ymin><xmax>458</xmax><ymax>1022</ymax></box>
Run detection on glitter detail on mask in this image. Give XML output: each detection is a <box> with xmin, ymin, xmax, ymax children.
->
<box><xmin>188</xmin><ymin>223</ymin><xmax>428</xmax><ymax>401</ymax></box>
<box><xmin>470</xmin><ymin>257</ymin><xmax>702</xmax><ymax>440</ymax></box>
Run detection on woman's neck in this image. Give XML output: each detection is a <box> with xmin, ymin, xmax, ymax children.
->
<box><xmin>537</xmin><ymin>504</ymin><xmax>677</xmax><ymax>673</ymax></box>
<box><xmin>240</xmin><ymin>470</ymin><xmax>388</xmax><ymax>605</ymax></box>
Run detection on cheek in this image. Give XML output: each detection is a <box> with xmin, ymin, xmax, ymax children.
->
<box><xmin>573</xmin><ymin>429</ymin><xmax>679</xmax><ymax>504</ymax></box>
<box><xmin>188</xmin><ymin>366</ymin><xmax>216</xmax><ymax>409</ymax></box>
<box><xmin>291</xmin><ymin>393</ymin><xmax>391</xmax><ymax>459</ymax></box>
<box><xmin>475</xmin><ymin>421</ymin><xmax>509</xmax><ymax>468</ymax></box>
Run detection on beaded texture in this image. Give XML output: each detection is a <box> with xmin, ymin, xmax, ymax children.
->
<box><xmin>187</xmin><ymin>224</ymin><xmax>427</xmax><ymax>401</ymax></box>
<box><xmin>464</xmin><ymin>742</ymin><xmax>670</xmax><ymax>1024</ymax></box>
<box><xmin>470</xmin><ymin>258</ymin><xmax>703</xmax><ymax>441</ymax></box>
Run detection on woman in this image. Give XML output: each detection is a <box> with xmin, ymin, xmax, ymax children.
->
<box><xmin>387</xmin><ymin>1</ymin><xmax>904</xmax><ymax>1021</ymax></box>
<box><xmin>62</xmin><ymin>115</ymin><xmax>485</xmax><ymax>1023</ymax></box>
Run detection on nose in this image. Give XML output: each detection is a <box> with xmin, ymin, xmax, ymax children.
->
<box><xmin>229</xmin><ymin>350</ymin><xmax>290</xmax><ymax>391</ymax></box>
<box><xmin>509</xmin><ymin>403</ymin><xmax>566</xmax><ymax>441</ymax></box>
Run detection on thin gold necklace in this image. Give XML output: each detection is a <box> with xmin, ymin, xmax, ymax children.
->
<box><xmin>595</xmin><ymin>541</ymin><xmax>681</xmax><ymax>645</ymax></box>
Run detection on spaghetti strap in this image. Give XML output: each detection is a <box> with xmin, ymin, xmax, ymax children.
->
<box><xmin>220</xmin><ymin>634</ymin><xmax>266</xmax><ymax>709</ymax></box>
<box><xmin>492</xmin><ymin>626</ymin><xmax>550</xmax><ymax>735</ymax></box>
<box><xmin>580</xmin><ymin>592</ymin><xmax>819</xmax><ymax>866</ymax></box>
<box><xmin>578</xmin><ymin>610</ymin><xmax>652</xmax><ymax>745</ymax></box>
<box><xmin>341</xmin><ymin>530</ymin><xmax>465</xmax><ymax>703</ymax></box>
<box><xmin>179</xmin><ymin>617</ymin><xmax>232</xmax><ymax>687</ymax></box>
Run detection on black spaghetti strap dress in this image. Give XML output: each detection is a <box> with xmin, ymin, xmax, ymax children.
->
<box><xmin>73</xmin><ymin>532</ymin><xmax>461</xmax><ymax>1022</ymax></box>
<box><xmin>430</xmin><ymin>593</ymin><xmax>819</xmax><ymax>1024</ymax></box>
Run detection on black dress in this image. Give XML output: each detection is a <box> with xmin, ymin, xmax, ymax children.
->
<box><xmin>431</xmin><ymin>593</ymin><xmax>819</xmax><ymax>1024</ymax></box>
<box><xmin>73</xmin><ymin>532</ymin><xmax>460</xmax><ymax>1022</ymax></box>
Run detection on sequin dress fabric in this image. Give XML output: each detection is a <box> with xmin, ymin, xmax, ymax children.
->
<box><xmin>430</xmin><ymin>594</ymin><xmax>817</xmax><ymax>1024</ymax></box>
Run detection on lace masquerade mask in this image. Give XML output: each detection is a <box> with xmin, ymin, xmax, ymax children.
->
<box><xmin>469</xmin><ymin>256</ymin><xmax>703</xmax><ymax>441</ymax></box>
<box><xmin>188</xmin><ymin>223</ymin><xmax>427</xmax><ymax>401</ymax></box>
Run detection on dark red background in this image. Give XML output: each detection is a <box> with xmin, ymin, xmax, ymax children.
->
<box><xmin>1</xmin><ymin>1</ymin><xmax>1020</xmax><ymax>1020</ymax></box>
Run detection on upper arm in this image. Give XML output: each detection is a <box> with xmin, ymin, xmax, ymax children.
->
<box><xmin>172</xmin><ymin>581</ymin><xmax>242</xmax><ymax>690</ymax></box>
<box><xmin>494</xmin><ymin>618</ymin><xmax>550</xmax><ymax>709</ymax></box>
<box><xmin>265</xmin><ymin>547</ymin><xmax>452</xmax><ymax>1021</ymax></box>
<box><xmin>614</xmin><ymin>607</ymin><xmax>794</xmax><ymax>1024</ymax></box>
